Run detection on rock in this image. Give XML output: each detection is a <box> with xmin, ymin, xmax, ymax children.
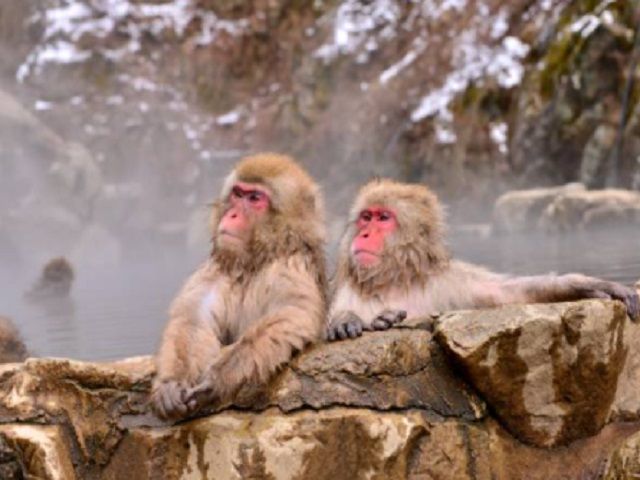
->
<box><xmin>579</xmin><ymin>124</ymin><xmax>617</xmax><ymax>189</ymax></box>
<box><xmin>601</xmin><ymin>429</ymin><xmax>640</xmax><ymax>480</ymax></box>
<box><xmin>0</xmin><ymin>425</ymin><xmax>75</xmax><ymax>480</ymax></box>
<box><xmin>492</xmin><ymin>183</ymin><xmax>585</xmax><ymax>233</ymax></box>
<box><xmin>2</xmin><ymin>301</ymin><xmax>640</xmax><ymax>478</ymax></box>
<box><xmin>493</xmin><ymin>185</ymin><xmax>640</xmax><ymax>233</ymax></box>
<box><xmin>540</xmin><ymin>189</ymin><xmax>640</xmax><ymax>232</ymax></box>
<box><xmin>434</xmin><ymin>299</ymin><xmax>628</xmax><ymax>447</ymax></box>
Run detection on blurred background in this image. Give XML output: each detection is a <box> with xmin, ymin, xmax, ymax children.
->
<box><xmin>1</xmin><ymin>0</ymin><xmax>639</xmax><ymax>360</ymax></box>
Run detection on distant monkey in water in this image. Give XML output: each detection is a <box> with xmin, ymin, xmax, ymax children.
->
<box><xmin>153</xmin><ymin>153</ymin><xmax>326</xmax><ymax>419</ymax></box>
<box><xmin>328</xmin><ymin>179</ymin><xmax>640</xmax><ymax>340</ymax></box>
<box><xmin>25</xmin><ymin>257</ymin><xmax>74</xmax><ymax>301</ymax></box>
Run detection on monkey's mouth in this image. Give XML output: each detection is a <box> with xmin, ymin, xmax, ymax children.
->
<box><xmin>217</xmin><ymin>231</ymin><xmax>246</xmax><ymax>248</ymax></box>
<box><xmin>353</xmin><ymin>249</ymin><xmax>380</xmax><ymax>266</ymax></box>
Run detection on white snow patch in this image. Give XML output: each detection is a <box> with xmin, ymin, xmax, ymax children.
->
<box><xmin>315</xmin><ymin>0</ymin><xmax>401</xmax><ymax>62</ymax></box>
<box><xmin>411</xmin><ymin>33</ymin><xmax>529</xmax><ymax>122</ymax></box>
<box><xmin>17</xmin><ymin>0</ymin><xmax>249</xmax><ymax>81</ymax></box>
<box><xmin>380</xmin><ymin>38</ymin><xmax>426</xmax><ymax>84</ymax></box>
<box><xmin>490</xmin><ymin>122</ymin><xmax>508</xmax><ymax>153</ymax></box>
<box><xmin>34</xmin><ymin>100</ymin><xmax>53</xmax><ymax>111</ymax></box>
<box><xmin>435</xmin><ymin>124</ymin><xmax>457</xmax><ymax>144</ymax></box>
<box><xmin>421</xmin><ymin>0</ymin><xmax>468</xmax><ymax>19</ymax></box>
<box><xmin>216</xmin><ymin>109</ymin><xmax>242</xmax><ymax>127</ymax></box>
<box><xmin>570</xmin><ymin>14</ymin><xmax>600</xmax><ymax>38</ymax></box>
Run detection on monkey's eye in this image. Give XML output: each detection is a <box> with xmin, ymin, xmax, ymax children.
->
<box><xmin>232</xmin><ymin>187</ymin><xmax>244</xmax><ymax>199</ymax></box>
<box><xmin>360</xmin><ymin>211</ymin><xmax>373</xmax><ymax>222</ymax></box>
<box><xmin>378</xmin><ymin>211</ymin><xmax>392</xmax><ymax>222</ymax></box>
<box><xmin>247</xmin><ymin>191</ymin><xmax>265</xmax><ymax>203</ymax></box>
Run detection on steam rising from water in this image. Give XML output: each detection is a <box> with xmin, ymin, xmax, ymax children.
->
<box><xmin>0</xmin><ymin>229</ymin><xmax>638</xmax><ymax>361</ymax></box>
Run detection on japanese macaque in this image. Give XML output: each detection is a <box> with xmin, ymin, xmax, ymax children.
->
<box><xmin>25</xmin><ymin>257</ymin><xmax>74</xmax><ymax>301</ymax></box>
<box><xmin>0</xmin><ymin>317</ymin><xmax>27</xmax><ymax>363</ymax></box>
<box><xmin>153</xmin><ymin>153</ymin><xmax>326</xmax><ymax>420</ymax></box>
<box><xmin>327</xmin><ymin>179</ymin><xmax>640</xmax><ymax>340</ymax></box>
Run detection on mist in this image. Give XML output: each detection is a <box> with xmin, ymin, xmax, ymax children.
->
<box><xmin>1</xmin><ymin>0</ymin><xmax>639</xmax><ymax>360</ymax></box>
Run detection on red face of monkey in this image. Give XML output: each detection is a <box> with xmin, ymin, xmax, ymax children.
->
<box><xmin>351</xmin><ymin>205</ymin><xmax>398</xmax><ymax>267</ymax></box>
<box><xmin>217</xmin><ymin>182</ymin><xmax>271</xmax><ymax>249</ymax></box>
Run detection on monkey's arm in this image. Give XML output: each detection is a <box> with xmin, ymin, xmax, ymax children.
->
<box><xmin>426</xmin><ymin>261</ymin><xmax>639</xmax><ymax>321</ymax></box>
<box><xmin>152</xmin><ymin>263</ymin><xmax>224</xmax><ymax>419</ymax></box>
<box><xmin>498</xmin><ymin>273</ymin><xmax>640</xmax><ymax>320</ymax></box>
<box><xmin>185</xmin><ymin>258</ymin><xmax>324</xmax><ymax>409</ymax></box>
<box><xmin>444</xmin><ymin>262</ymin><xmax>640</xmax><ymax>320</ymax></box>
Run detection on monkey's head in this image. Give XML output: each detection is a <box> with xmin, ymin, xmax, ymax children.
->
<box><xmin>211</xmin><ymin>153</ymin><xmax>325</xmax><ymax>273</ymax></box>
<box><xmin>339</xmin><ymin>179</ymin><xmax>449</xmax><ymax>295</ymax></box>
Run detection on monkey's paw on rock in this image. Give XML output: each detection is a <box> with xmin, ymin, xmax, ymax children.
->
<box><xmin>1</xmin><ymin>300</ymin><xmax>640</xmax><ymax>479</ymax></box>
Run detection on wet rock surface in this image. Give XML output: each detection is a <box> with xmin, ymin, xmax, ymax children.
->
<box><xmin>2</xmin><ymin>299</ymin><xmax>640</xmax><ymax>478</ymax></box>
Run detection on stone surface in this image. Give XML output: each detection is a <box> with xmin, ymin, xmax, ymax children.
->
<box><xmin>493</xmin><ymin>185</ymin><xmax>640</xmax><ymax>233</ymax></box>
<box><xmin>493</xmin><ymin>183</ymin><xmax>585</xmax><ymax>233</ymax></box>
<box><xmin>435</xmin><ymin>299</ymin><xmax>628</xmax><ymax>447</ymax></box>
<box><xmin>3</xmin><ymin>300</ymin><xmax>640</xmax><ymax>478</ymax></box>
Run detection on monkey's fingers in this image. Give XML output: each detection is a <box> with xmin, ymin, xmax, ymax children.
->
<box><xmin>345</xmin><ymin>319</ymin><xmax>364</xmax><ymax>338</ymax></box>
<box><xmin>371</xmin><ymin>309</ymin><xmax>407</xmax><ymax>330</ymax></box>
<box><xmin>623</xmin><ymin>289</ymin><xmax>640</xmax><ymax>322</ymax></box>
<box><xmin>154</xmin><ymin>385</ymin><xmax>188</xmax><ymax>420</ymax></box>
<box><xmin>328</xmin><ymin>311</ymin><xmax>365</xmax><ymax>341</ymax></box>
<box><xmin>604</xmin><ymin>285</ymin><xmax>640</xmax><ymax>322</ymax></box>
<box><xmin>184</xmin><ymin>383</ymin><xmax>214</xmax><ymax>406</ymax></box>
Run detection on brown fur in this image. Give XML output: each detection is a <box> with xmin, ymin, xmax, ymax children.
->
<box><xmin>336</xmin><ymin>179</ymin><xmax>449</xmax><ymax>298</ymax></box>
<box><xmin>25</xmin><ymin>257</ymin><xmax>74</xmax><ymax>301</ymax></box>
<box><xmin>328</xmin><ymin>179</ymin><xmax>639</xmax><ymax>338</ymax></box>
<box><xmin>0</xmin><ymin>317</ymin><xmax>27</xmax><ymax>363</ymax></box>
<box><xmin>153</xmin><ymin>153</ymin><xmax>327</xmax><ymax>419</ymax></box>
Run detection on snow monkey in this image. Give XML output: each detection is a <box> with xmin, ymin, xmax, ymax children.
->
<box><xmin>153</xmin><ymin>153</ymin><xmax>327</xmax><ymax>419</ymax></box>
<box><xmin>327</xmin><ymin>179</ymin><xmax>640</xmax><ymax>340</ymax></box>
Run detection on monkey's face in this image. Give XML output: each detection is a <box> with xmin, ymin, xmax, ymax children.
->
<box><xmin>350</xmin><ymin>205</ymin><xmax>397</xmax><ymax>268</ymax></box>
<box><xmin>216</xmin><ymin>181</ymin><xmax>271</xmax><ymax>253</ymax></box>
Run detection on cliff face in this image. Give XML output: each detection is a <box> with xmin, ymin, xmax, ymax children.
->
<box><xmin>2</xmin><ymin>0</ymin><xmax>639</xmax><ymax>244</ymax></box>
<box><xmin>2</xmin><ymin>299</ymin><xmax>640</xmax><ymax>479</ymax></box>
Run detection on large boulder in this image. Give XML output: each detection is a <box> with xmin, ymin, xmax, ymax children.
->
<box><xmin>435</xmin><ymin>300</ymin><xmax>628</xmax><ymax>447</ymax></box>
<box><xmin>1</xmin><ymin>300</ymin><xmax>640</xmax><ymax>478</ymax></box>
<box><xmin>493</xmin><ymin>185</ymin><xmax>640</xmax><ymax>233</ymax></box>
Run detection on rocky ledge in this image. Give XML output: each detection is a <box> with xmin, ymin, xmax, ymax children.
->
<box><xmin>2</xmin><ymin>299</ymin><xmax>640</xmax><ymax>479</ymax></box>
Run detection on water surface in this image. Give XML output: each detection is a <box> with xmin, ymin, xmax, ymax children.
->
<box><xmin>1</xmin><ymin>229</ymin><xmax>638</xmax><ymax>361</ymax></box>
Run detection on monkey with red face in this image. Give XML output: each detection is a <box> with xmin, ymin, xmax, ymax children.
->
<box><xmin>153</xmin><ymin>153</ymin><xmax>326</xmax><ymax>419</ymax></box>
<box><xmin>327</xmin><ymin>179</ymin><xmax>640</xmax><ymax>340</ymax></box>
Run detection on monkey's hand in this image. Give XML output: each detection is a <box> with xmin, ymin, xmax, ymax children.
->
<box><xmin>183</xmin><ymin>375</ymin><xmax>222</xmax><ymax>413</ymax></box>
<box><xmin>370</xmin><ymin>309</ymin><xmax>407</xmax><ymax>330</ymax></box>
<box><xmin>327</xmin><ymin>311</ymin><xmax>365</xmax><ymax>341</ymax></box>
<box><xmin>599</xmin><ymin>282</ymin><xmax>640</xmax><ymax>322</ymax></box>
<box><xmin>151</xmin><ymin>379</ymin><xmax>191</xmax><ymax>420</ymax></box>
<box><xmin>587</xmin><ymin>281</ymin><xmax>640</xmax><ymax>322</ymax></box>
